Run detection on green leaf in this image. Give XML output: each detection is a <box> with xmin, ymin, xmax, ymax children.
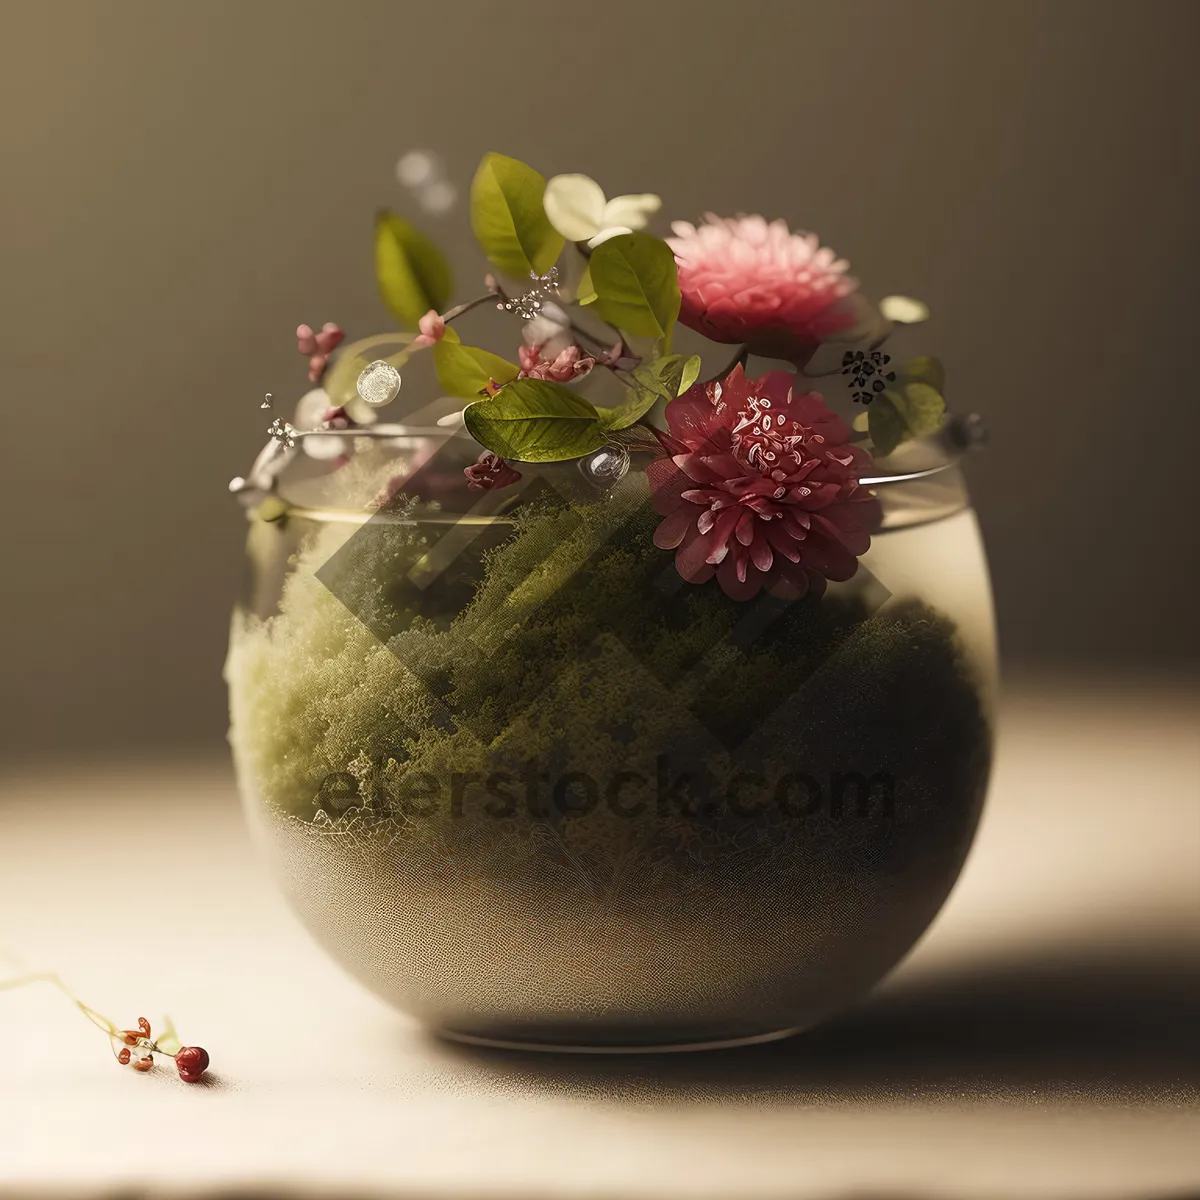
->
<box><xmin>866</xmin><ymin>395</ymin><xmax>908</xmax><ymax>457</ymax></box>
<box><xmin>255</xmin><ymin>495</ymin><xmax>289</xmax><ymax>524</ymax></box>
<box><xmin>575</xmin><ymin>265</ymin><xmax>597</xmax><ymax>305</ymax></box>
<box><xmin>470</xmin><ymin>152</ymin><xmax>564</xmax><ymax>278</ymax></box>
<box><xmin>595</xmin><ymin>394</ymin><xmax>657</xmax><ymax>433</ymax></box>
<box><xmin>865</xmin><ymin>356</ymin><xmax>948</xmax><ymax>456</ymax></box>
<box><xmin>155</xmin><ymin>1016</ymin><xmax>183</xmax><ymax>1058</ymax></box>
<box><xmin>433</xmin><ymin>340</ymin><xmax>519</xmax><ymax>399</ymax></box>
<box><xmin>595</xmin><ymin>353</ymin><xmax>698</xmax><ymax>431</ymax></box>
<box><xmin>890</xmin><ymin>382</ymin><xmax>947</xmax><ymax>436</ymax></box>
<box><xmin>897</xmin><ymin>355</ymin><xmax>945</xmax><ymax>393</ymax></box>
<box><xmin>588</xmin><ymin>232</ymin><xmax>681</xmax><ymax>339</ymax></box>
<box><xmin>869</xmin><ymin>382</ymin><xmax>947</xmax><ymax>455</ymax></box>
<box><xmin>678</xmin><ymin>354</ymin><xmax>702</xmax><ymax>395</ymax></box>
<box><xmin>464</xmin><ymin>378</ymin><xmax>607</xmax><ymax>462</ymax></box>
<box><xmin>374</xmin><ymin>212</ymin><xmax>452</xmax><ymax>330</ymax></box>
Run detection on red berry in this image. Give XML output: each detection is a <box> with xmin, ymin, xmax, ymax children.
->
<box><xmin>117</xmin><ymin>1047</ymin><xmax>131</xmax><ymax>1065</ymax></box>
<box><xmin>175</xmin><ymin>1045</ymin><xmax>210</xmax><ymax>1083</ymax></box>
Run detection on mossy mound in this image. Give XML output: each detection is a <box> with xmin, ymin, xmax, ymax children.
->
<box><xmin>228</xmin><ymin>479</ymin><xmax>990</xmax><ymax>898</ymax></box>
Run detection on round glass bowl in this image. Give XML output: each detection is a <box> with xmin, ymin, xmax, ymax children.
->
<box><xmin>227</xmin><ymin>425</ymin><xmax>996</xmax><ymax>1051</ymax></box>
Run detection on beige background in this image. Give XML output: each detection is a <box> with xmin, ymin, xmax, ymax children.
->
<box><xmin>1</xmin><ymin>0</ymin><xmax>1198</xmax><ymax>763</ymax></box>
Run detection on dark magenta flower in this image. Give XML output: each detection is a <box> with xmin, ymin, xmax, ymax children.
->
<box><xmin>648</xmin><ymin>365</ymin><xmax>880</xmax><ymax>601</ymax></box>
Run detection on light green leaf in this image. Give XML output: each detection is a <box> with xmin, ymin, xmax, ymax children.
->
<box><xmin>464</xmin><ymin>378</ymin><xmax>606</xmax><ymax>462</ymax></box>
<box><xmin>595</xmin><ymin>353</ymin><xmax>697</xmax><ymax>431</ymax></box>
<box><xmin>897</xmin><ymin>355</ymin><xmax>945</xmax><ymax>393</ymax></box>
<box><xmin>678</xmin><ymin>354</ymin><xmax>702</xmax><ymax>395</ymax></box>
<box><xmin>470</xmin><ymin>152</ymin><xmax>564</xmax><ymax>278</ymax></box>
<box><xmin>865</xmin><ymin>355</ymin><xmax>948</xmax><ymax>455</ymax></box>
<box><xmin>255</xmin><ymin>495</ymin><xmax>289</xmax><ymax>523</ymax></box>
<box><xmin>891</xmin><ymin>381</ymin><xmax>947</xmax><ymax>436</ymax></box>
<box><xmin>155</xmin><ymin>1016</ymin><xmax>183</xmax><ymax>1058</ymax></box>
<box><xmin>374</xmin><ymin>212</ymin><xmax>452</xmax><ymax>330</ymax></box>
<box><xmin>866</xmin><ymin>396</ymin><xmax>908</xmax><ymax>457</ymax></box>
<box><xmin>869</xmin><ymin>382</ymin><xmax>947</xmax><ymax>455</ymax></box>
<box><xmin>588</xmin><ymin>232</ymin><xmax>681</xmax><ymax>339</ymax></box>
<box><xmin>433</xmin><ymin>340</ymin><xmax>519</xmax><ymax>399</ymax></box>
<box><xmin>575</xmin><ymin>265</ymin><xmax>597</xmax><ymax>305</ymax></box>
<box><xmin>595</xmin><ymin>394</ymin><xmax>656</xmax><ymax>432</ymax></box>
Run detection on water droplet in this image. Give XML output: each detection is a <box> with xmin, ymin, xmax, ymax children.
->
<box><xmin>356</xmin><ymin>360</ymin><xmax>402</xmax><ymax>407</ymax></box>
<box><xmin>579</xmin><ymin>446</ymin><xmax>630</xmax><ymax>490</ymax></box>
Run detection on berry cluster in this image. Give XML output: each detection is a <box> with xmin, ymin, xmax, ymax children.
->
<box><xmin>113</xmin><ymin>1015</ymin><xmax>210</xmax><ymax>1083</ymax></box>
<box><xmin>841</xmin><ymin>349</ymin><xmax>896</xmax><ymax>405</ymax></box>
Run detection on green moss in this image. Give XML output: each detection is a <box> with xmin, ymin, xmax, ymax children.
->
<box><xmin>227</xmin><ymin>481</ymin><xmax>990</xmax><ymax>895</ymax></box>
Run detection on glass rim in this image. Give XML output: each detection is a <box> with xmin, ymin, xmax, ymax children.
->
<box><xmin>286</xmin><ymin>421</ymin><xmax>975</xmax><ymax>492</ymax></box>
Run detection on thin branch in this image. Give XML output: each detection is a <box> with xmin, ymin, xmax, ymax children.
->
<box><xmin>0</xmin><ymin>970</ymin><xmax>121</xmax><ymax>1037</ymax></box>
<box><xmin>441</xmin><ymin>293</ymin><xmax>497</xmax><ymax>324</ymax></box>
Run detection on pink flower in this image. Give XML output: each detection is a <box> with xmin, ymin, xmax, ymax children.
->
<box><xmin>648</xmin><ymin>365</ymin><xmax>881</xmax><ymax>601</ymax></box>
<box><xmin>517</xmin><ymin>343</ymin><xmax>596</xmax><ymax>383</ymax></box>
<box><xmin>410</xmin><ymin>309</ymin><xmax>446</xmax><ymax>350</ymax></box>
<box><xmin>297</xmin><ymin>322</ymin><xmax>345</xmax><ymax>383</ymax></box>
<box><xmin>666</xmin><ymin>215</ymin><xmax>858</xmax><ymax>361</ymax></box>
<box><xmin>465</xmin><ymin>451</ymin><xmax>522</xmax><ymax>490</ymax></box>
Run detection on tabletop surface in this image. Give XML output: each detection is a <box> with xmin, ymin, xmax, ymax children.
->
<box><xmin>1</xmin><ymin>681</ymin><xmax>1197</xmax><ymax>1200</ymax></box>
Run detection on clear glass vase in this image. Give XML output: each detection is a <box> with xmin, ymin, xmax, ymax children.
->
<box><xmin>226</xmin><ymin>421</ymin><xmax>996</xmax><ymax>1052</ymax></box>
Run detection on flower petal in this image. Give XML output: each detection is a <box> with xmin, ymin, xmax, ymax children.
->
<box><xmin>764</xmin><ymin>521</ymin><xmax>803</xmax><ymax>562</ymax></box>
<box><xmin>654</xmin><ymin>505</ymin><xmax>695</xmax><ymax>550</ymax></box>
<box><xmin>586</xmin><ymin>225</ymin><xmax>633</xmax><ymax>248</ymax></box>
<box><xmin>295</xmin><ymin>387</ymin><xmax>332</xmax><ymax>427</ymax></box>
<box><xmin>716</xmin><ymin>556</ymin><xmax>763</xmax><ymax>601</ymax></box>
<box><xmin>749</xmin><ymin>533</ymin><xmax>774</xmax><ymax>573</ymax></box>
<box><xmin>543</xmin><ymin>174</ymin><xmax>607</xmax><ymax>241</ymax></box>
<box><xmin>601</xmin><ymin>193</ymin><xmax>662</xmax><ymax>230</ymax></box>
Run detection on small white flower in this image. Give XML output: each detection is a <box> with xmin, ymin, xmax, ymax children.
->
<box><xmin>879</xmin><ymin>295</ymin><xmax>930</xmax><ymax>324</ymax></box>
<box><xmin>543</xmin><ymin>174</ymin><xmax>661</xmax><ymax>248</ymax></box>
